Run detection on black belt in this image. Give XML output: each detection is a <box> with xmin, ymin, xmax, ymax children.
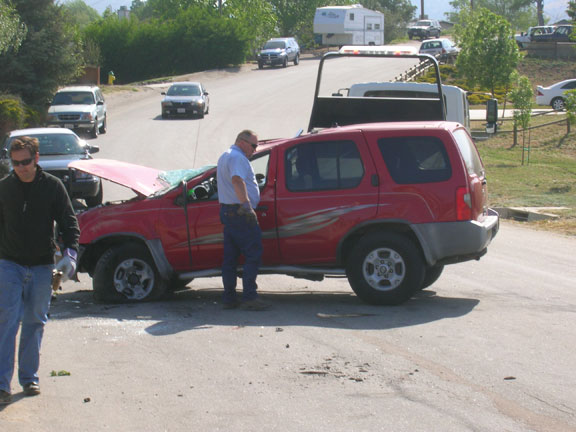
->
<box><xmin>221</xmin><ymin>203</ymin><xmax>241</xmax><ymax>207</ymax></box>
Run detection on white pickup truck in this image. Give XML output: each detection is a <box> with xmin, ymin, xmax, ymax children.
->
<box><xmin>515</xmin><ymin>26</ymin><xmax>555</xmax><ymax>48</ymax></box>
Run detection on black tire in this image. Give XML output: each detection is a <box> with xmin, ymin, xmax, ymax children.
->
<box><xmin>162</xmin><ymin>112</ymin><xmax>167</xmax><ymax>119</ymax></box>
<box><xmin>85</xmin><ymin>181</ymin><xmax>103</xmax><ymax>207</ymax></box>
<box><xmin>551</xmin><ymin>97</ymin><xmax>565</xmax><ymax>111</ymax></box>
<box><xmin>294</xmin><ymin>54</ymin><xmax>299</xmax><ymax>65</ymax></box>
<box><xmin>346</xmin><ymin>233</ymin><xmax>425</xmax><ymax>305</ymax></box>
<box><xmin>99</xmin><ymin>115</ymin><xmax>107</xmax><ymax>134</ymax></box>
<box><xmin>258</xmin><ymin>62</ymin><xmax>264</xmax><ymax>70</ymax></box>
<box><xmin>282</xmin><ymin>57</ymin><xmax>287</xmax><ymax>68</ymax></box>
<box><xmin>408</xmin><ymin>34</ymin><xmax>413</xmax><ymax>40</ymax></box>
<box><xmin>93</xmin><ymin>243</ymin><xmax>167</xmax><ymax>303</ymax></box>
<box><xmin>420</xmin><ymin>264</ymin><xmax>444</xmax><ymax>290</ymax></box>
<box><xmin>90</xmin><ymin>121</ymin><xmax>99</xmax><ymax>139</ymax></box>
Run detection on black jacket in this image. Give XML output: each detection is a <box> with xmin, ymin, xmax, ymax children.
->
<box><xmin>0</xmin><ymin>166</ymin><xmax>80</xmax><ymax>266</ymax></box>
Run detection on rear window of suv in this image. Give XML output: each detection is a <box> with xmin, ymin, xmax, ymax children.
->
<box><xmin>452</xmin><ymin>129</ymin><xmax>484</xmax><ymax>177</ymax></box>
<box><xmin>378</xmin><ymin>136</ymin><xmax>451</xmax><ymax>184</ymax></box>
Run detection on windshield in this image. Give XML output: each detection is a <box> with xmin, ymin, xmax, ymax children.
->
<box><xmin>263</xmin><ymin>41</ymin><xmax>286</xmax><ymax>50</ymax></box>
<box><xmin>166</xmin><ymin>84</ymin><xmax>201</xmax><ymax>96</ymax></box>
<box><xmin>52</xmin><ymin>91</ymin><xmax>95</xmax><ymax>105</ymax></box>
<box><xmin>154</xmin><ymin>165</ymin><xmax>216</xmax><ymax>195</ymax></box>
<box><xmin>415</xmin><ymin>21</ymin><xmax>431</xmax><ymax>26</ymax></box>
<box><xmin>8</xmin><ymin>133</ymin><xmax>86</xmax><ymax>155</ymax></box>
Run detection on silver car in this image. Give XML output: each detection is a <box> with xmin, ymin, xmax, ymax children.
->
<box><xmin>419</xmin><ymin>38</ymin><xmax>460</xmax><ymax>63</ymax></box>
<box><xmin>1</xmin><ymin>128</ymin><xmax>103</xmax><ymax>207</ymax></box>
<box><xmin>161</xmin><ymin>82</ymin><xmax>209</xmax><ymax>119</ymax></box>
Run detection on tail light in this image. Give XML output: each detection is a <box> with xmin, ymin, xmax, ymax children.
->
<box><xmin>536</xmin><ymin>89</ymin><xmax>544</xmax><ymax>96</ymax></box>
<box><xmin>456</xmin><ymin>186</ymin><xmax>472</xmax><ymax>220</ymax></box>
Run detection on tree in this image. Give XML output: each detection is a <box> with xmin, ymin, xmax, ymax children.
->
<box><xmin>448</xmin><ymin>0</ymin><xmax>536</xmax><ymax>29</ymax></box>
<box><xmin>62</xmin><ymin>0</ymin><xmax>100</xmax><ymax>28</ymax></box>
<box><xmin>454</xmin><ymin>8</ymin><xmax>520</xmax><ymax>96</ymax></box>
<box><xmin>568</xmin><ymin>1</ymin><xmax>576</xmax><ymax>21</ymax></box>
<box><xmin>509</xmin><ymin>72</ymin><xmax>533</xmax><ymax>151</ymax></box>
<box><xmin>0</xmin><ymin>0</ymin><xmax>27</xmax><ymax>54</ymax></box>
<box><xmin>0</xmin><ymin>0</ymin><xmax>85</xmax><ymax>106</ymax></box>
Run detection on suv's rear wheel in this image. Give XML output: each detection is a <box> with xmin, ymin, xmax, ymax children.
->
<box><xmin>93</xmin><ymin>243</ymin><xmax>167</xmax><ymax>303</ymax></box>
<box><xmin>421</xmin><ymin>264</ymin><xmax>444</xmax><ymax>290</ymax></box>
<box><xmin>346</xmin><ymin>233</ymin><xmax>425</xmax><ymax>305</ymax></box>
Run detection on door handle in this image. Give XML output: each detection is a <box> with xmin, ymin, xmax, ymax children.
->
<box><xmin>256</xmin><ymin>205</ymin><xmax>268</xmax><ymax>211</ymax></box>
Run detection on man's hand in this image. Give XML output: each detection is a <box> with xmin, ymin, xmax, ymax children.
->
<box><xmin>239</xmin><ymin>201</ymin><xmax>258</xmax><ymax>224</ymax></box>
<box><xmin>56</xmin><ymin>248</ymin><xmax>77</xmax><ymax>281</ymax></box>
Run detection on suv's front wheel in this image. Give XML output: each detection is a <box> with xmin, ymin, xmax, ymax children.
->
<box><xmin>346</xmin><ymin>233</ymin><xmax>425</xmax><ymax>305</ymax></box>
<box><xmin>93</xmin><ymin>242</ymin><xmax>168</xmax><ymax>303</ymax></box>
<box><xmin>294</xmin><ymin>54</ymin><xmax>300</xmax><ymax>65</ymax></box>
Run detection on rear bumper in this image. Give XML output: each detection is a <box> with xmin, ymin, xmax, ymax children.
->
<box><xmin>412</xmin><ymin>208</ymin><xmax>500</xmax><ymax>266</ymax></box>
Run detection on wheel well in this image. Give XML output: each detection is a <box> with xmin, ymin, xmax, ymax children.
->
<box><xmin>338</xmin><ymin>223</ymin><xmax>423</xmax><ymax>266</ymax></box>
<box><xmin>79</xmin><ymin>236</ymin><xmax>148</xmax><ymax>276</ymax></box>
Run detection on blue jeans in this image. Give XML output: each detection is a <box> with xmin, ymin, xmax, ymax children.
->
<box><xmin>220</xmin><ymin>205</ymin><xmax>263</xmax><ymax>304</ymax></box>
<box><xmin>0</xmin><ymin>259</ymin><xmax>53</xmax><ymax>392</ymax></box>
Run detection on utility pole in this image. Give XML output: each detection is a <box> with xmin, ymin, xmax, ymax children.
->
<box><xmin>420</xmin><ymin>0</ymin><xmax>425</xmax><ymax>19</ymax></box>
<box><xmin>471</xmin><ymin>0</ymin><xmax>474</xmax><ymax>9</ymax></box>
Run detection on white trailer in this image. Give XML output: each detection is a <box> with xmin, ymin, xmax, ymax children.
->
<box><xmin>313</xmin><ymin>4</ymin><xmax>385</xmax><ymax>46</ymax></box>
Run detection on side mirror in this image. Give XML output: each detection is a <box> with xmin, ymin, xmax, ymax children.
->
<box><xmin>88</xmin><ymin>145</ymin><xmax>100</xmax><ymax>154</ymax></box>
<box><xmin>161</xmin><ymin>92</ymin><xmax>166</xmax><ymax>95</ymax></box>
<box><xmin>486</xmin><ymin>98</ymin><xmax>498</xmax><ymax>134</ymax></box>
<box><xmin>97</xmin><ymin>101</ymin><xmax>104</xmax><ymax>106</ymax></box>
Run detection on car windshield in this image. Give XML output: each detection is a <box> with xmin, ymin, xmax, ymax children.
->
<box><xmin>8</xmin><ymin>133</ymin><xmax>86</xmax><ymax>156</ymax></box>
<box><xmin>416</xmin><ymin>21</ymin><xmax>431</xmax><ymax>26</ymax></box>
<box><xmin>264</xmin><ymin>41</ymin><xmax>286</xmax><ymax>49</ymax></box>
<box><xmin>166</xmin><ymin>85</ymin><xmax>201</xmax><ymax>96</ymax></box>
<box><xmin>153</xmin><ymin>165</ymin><xmax>216</xmax><ymax>195</ymax></box>
<box><xmin>52</xmin><ymin>91</ymin><xmax>95</xmax><ymax>105</ymax></box>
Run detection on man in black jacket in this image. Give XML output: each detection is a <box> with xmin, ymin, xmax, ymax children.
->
<box><xmin>0</xmin><ymin>136</ymin><xmax>79</xmax><ymax>405</ymax></box>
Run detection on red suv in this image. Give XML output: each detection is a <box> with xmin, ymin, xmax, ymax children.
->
<box><xmin>71</xmin><ymin>121</ymin><xmax>498</xmax><ymax>305</ymax></box>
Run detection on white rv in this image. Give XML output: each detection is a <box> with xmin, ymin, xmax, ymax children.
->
<box><xmin>347</xmin><ymin>82</ymin><xmax>471</xmax><ymax>131</ymax></box>
<box><xmin>313</xmin><ymin>4</ymin><xmax>385</xmax><ymax>46</ymax></box>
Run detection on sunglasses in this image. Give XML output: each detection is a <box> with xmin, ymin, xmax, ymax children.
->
<box><xmin>11</xmin><ymin>157</ymin><xmax>34</xmax><ymax>167</ymax></box>
<box><xmin>242</xmin><ymin>138</ymin><xmax>258</xmax><ymax>149</ymax></box>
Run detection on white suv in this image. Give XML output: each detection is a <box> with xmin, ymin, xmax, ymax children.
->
<box><xmin>46</xmin><ymin>86</ymin><xmax>107</xmax><ymax>139</ymax></box>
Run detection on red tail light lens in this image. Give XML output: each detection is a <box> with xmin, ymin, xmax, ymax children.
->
<box><xmin>456</xmin><ymin>187</ymin><xmax>472</xmax><ymax>220</ymax></box>
<box><xmin>537</xmin><ymin>90</ymin><xmax>544</xmax><ymax>96</ymax></box>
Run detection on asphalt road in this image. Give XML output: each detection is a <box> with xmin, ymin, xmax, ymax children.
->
<box><xmin>1</xmin><ymin>56</ymin><xmax>576</xmax><ymax>432</ymax></box>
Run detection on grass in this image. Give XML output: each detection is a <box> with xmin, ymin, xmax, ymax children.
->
<box><xmin>471</xmin><ymin>115</ymin><xmax>576</xmax><ymax>236</ymax></box>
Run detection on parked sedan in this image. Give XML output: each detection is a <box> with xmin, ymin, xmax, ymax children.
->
<box><xmin>536</xmin><ymin>79</ymin><xmax>576</xmax><ymax>111</ymax></box>
<box><xmin>1</xmin><ymin>128</ymin><xmax>103</xmax><ymax>207</ymax></box>
<box><xmin>419</xmin><ymin>38</ymin><xmax>460</xmax><ymax>63</ymax></box>
<box><xmin>161</xmin><ymin>82</ymin><xmax>209</xmax><ymax>119</ymax></box>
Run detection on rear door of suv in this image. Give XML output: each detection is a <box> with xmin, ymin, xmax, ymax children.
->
<box><xmin>274</xmin><ymin>130</ymin><xmax>378</xmax><ymax>265</ymax></box>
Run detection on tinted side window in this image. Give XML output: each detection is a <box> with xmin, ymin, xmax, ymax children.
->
<box><xmin>285</xmin><ymin>140</ymin><xmax>364</xmax><ymax>192</ymax></box>
<box><xmin>378</xmin><ymin>136</ymin><xmax>451</xmax><ymax>184</ymax></box>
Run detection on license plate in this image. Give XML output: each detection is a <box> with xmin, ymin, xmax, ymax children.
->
<box><xmin>177</xmin><ymin>108</ymin><xmax>186</xmax><ymax>113</ymax></box>
<box><xmin>64</xmin><ymin>124</ymin><xmax>74</xmax><ymax>128</ymax></box>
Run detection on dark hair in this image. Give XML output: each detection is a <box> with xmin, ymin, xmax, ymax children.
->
<box><xmin>10</xmin><ymin>136</ymin><xmax>39</xmax><ymax>159</ymax></box>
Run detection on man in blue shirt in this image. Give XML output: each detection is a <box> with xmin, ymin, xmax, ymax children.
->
<box><xmin>217</xmin><ymin>130</ymin><xmax>269</xmax><ymax>311</ymax></box>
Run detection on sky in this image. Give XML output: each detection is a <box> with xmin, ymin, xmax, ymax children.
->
<box><xmin>80</xmin><ymin>0</ymin><xmax>570</xmax><ymax>23</ymax></box>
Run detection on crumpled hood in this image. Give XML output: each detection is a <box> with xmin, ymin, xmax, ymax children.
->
<box><xmin>68</xmin><ymin>159</ymin><xmax>166</xmax><ymax>196</ymax></box>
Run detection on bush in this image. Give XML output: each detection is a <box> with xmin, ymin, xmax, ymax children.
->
<box><xmin>0</xmin><ymin>95</ymin><xmax>26</xmax><ymax>138</ymax></box>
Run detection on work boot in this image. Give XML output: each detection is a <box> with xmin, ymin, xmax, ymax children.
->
<box><xmin>23</xmin><ymin>383</ymin><xmax>40</xmax><ymax>396</ymax></box>
<box><xmin>240</xmin><ymin>298</ymin><xmax>271</xmax><ymax>311</ymax></box>
<box><xmin>0</xmin><ymin>390</ymin><xmax>12</xmax><ymax>405</ymax></box>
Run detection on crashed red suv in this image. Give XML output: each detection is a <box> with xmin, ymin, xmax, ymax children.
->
<box><xmin>71</xmin><ymin>121</ymin><xmax>499</xmax><ymax>305</ymax></box>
